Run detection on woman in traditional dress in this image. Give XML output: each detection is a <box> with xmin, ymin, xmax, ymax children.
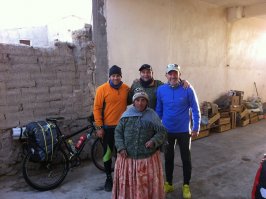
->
<box><xmin>112</xmin><ymin>90</ymin><xmax>167</xmax><ymax>199</ymax></box>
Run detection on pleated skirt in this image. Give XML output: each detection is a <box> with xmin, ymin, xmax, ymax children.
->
<box><xmin>112</xmin><ymin>151</ymin><xmax>165</xmax><ymax>199</ymax></box>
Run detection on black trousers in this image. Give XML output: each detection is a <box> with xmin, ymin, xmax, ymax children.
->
<box><xmin>102</xmin><ymin>127</ymin><xmax>115</xmax><ymax>175</ymax></box>
<box><xmin>165</xmin><ymin>133</ymin><xmax>192</xmax><ymax>185</ymax></box>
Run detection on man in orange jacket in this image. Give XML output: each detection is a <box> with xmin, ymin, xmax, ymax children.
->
<box><xmin>93</xmin><ymin>65</ymin><xmax>129</xmax><ymax>192</ymax></box>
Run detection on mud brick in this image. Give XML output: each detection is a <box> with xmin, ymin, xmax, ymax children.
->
<box><xmin>30</xmin><ymin>72</ymin><xmax>57</xmax><ymax>80</ymax></box>
<box><xmin>22</xmin><ymin>87</ymin><xmax>49</xmax><ymax>95</ymax></box>
<box><xmin>35</xmin><ymin>79</ymin><xmax>60</xmax><ymax>87</ymax></box>
<box><xmin>10</xmin><ymin>64</ymin><xmax>40</xmax><ymax>73</ymax></box>
<box><xmin>6</xmin><ymin>80</ymin><xmax>35</xmax><ymax>89</ymax></box>
<box><xmin>10</xmin><ymin>55</ymin><xmax>38</xmax><ymax>64</ymax></box>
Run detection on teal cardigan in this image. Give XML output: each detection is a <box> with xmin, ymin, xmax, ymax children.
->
<box><xmin>115</xmin><ymin>105</ymin><xmax>167</xmax><ymax>159</ymax></box>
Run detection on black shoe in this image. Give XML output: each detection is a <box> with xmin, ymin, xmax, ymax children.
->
<box><xmin>104</xmin><ymin>177</ymin><xmax>113</xmax><ymax>192</ymax></box>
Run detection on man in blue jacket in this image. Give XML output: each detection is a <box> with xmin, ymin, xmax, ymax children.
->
<box><xmin>156</xmin><ymin>64</ymin><xmax>201</xmax><ymax>199</ymax></box>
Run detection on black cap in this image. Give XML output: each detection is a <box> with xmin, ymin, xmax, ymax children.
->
<box><xmin>139</xmin><ymin>64</ymin><xmax>152</xmax><ymax>71</ymax></box>
<box><xmin>109</xmin><ymin>65</ymin><xmax>122</xmax><ymax>77</ymax></box>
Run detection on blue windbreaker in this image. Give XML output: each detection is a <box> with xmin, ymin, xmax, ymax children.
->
<box><xmin>156</xmin><ymin>83</ymin><xmax>201</xmax><ymax>133</ymax></box>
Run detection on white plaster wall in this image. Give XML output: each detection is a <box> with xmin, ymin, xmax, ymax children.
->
<box><xmin>105</xmin><ymin>0</ymin><xmax>266</xmax><ymax>103</ymax></box>
<box><xmin>0</xmin><ymin>26</ymin><xmax>49</xmax><ymax>47</ymax></box>
<box><xmin>227</xmin><ymin>18</ymin><xmax>266</xmax><ymax>101</ymax></box>
<box><xmin>0</xmin><ymin>17</ymin><xmax>88</xmax><ymax>47</ymax></box>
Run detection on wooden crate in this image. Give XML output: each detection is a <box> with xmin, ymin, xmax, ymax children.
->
<box><xmin>214</xmin><ymin>123</ymin><xmax>231</xmax><ymax>133</ymax></box>
<box><xmin>249</xmin><ymin>112</ymin><xmax>258</xmax><ymax>118</ymax></box>
<box><xmin>239</xmin><ymin>108</ymin><xmax>249</xmax><ymax>119</ymax></box>
<box><xmin>235</xmin><ymin>90</ymin><xmax>244</xmax><ymax>105</ymax></box>
<box><xmin>231</xmin><ymin>112</ymin><xmax>237</xmax><ymax>129</ymax></box>
<box><xmin>230</xmin><ymin>96</ymin><xmax>240</xmax><ymax>105</ymax></box>
<box><xmin>220</xmin><ymin>112</ymin><xmax>230</xmax><ymax>118</ymax></box>
<box><xmin>230</xmin><ymin>105</ymin><xmax>242</xmax><ymax>112</ymax></box>
<box><xmin>250</xmin><ymin>116</ymin><xmax>259</xmax><ymax>124</ymax></box>
<box><xmin>200</xmin><ymin>124</ymin><xmax>208</xmax><ymax>131</ymax></box>
<box><xmin>192</xmin><ymin>130</ymin><xmax>209</xmax><ymax>141</ymax></box>
<box><xmin>240</xmin><ymin>118</ymin><xmax>250</xmax><ymax>127</ymax></box>
<box><xmin>218</xmin><ymin>117</ymin><xmax>230</xmax><ymax>125</ymax></box>
<box><xmin>207</xmin><ymin>113</ymin><xmax>220</xmax><ymax>128</ymax></box>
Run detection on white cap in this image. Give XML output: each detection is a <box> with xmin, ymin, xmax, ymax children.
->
<box><xmin>166</xmin><ymin>64</ymin><xmax>180</xmax><ymax>74</ymax></box>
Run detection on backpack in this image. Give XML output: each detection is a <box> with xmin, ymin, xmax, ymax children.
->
<box><xmin>23</xmin><ymin>121</ymin><xmax>58</xmax><ymax>161</ymax></box>
<box><xmin>252</xmin><ymin>157</ymin><xmax>266</xmax><ymax>199</ymax></box>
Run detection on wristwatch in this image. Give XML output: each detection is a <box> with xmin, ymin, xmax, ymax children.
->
<box><xmin>95</xmin><ymin>126</ymin><xmax>103</xmax><ymax>130</ymax></box>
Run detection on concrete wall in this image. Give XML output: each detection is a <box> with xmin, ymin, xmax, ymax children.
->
<box><xmin>93</xmin><ymin>0</ymin><xmax>109</xmax><ymax>87</ymax></box>
<box><xmin>0</xmin><ymin>27</ymin><xmax>96</xmax><ymax>175</ymax></box>
<box><xmin>104</xmin><ymin>0</ymin><xmax>266</xmax><ymax>103</ymax></box>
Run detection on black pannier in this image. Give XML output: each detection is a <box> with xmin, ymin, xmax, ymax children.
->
<box><xmin>23</xmin><ymin>121</ymin><xmax>58</xmax><ymax>161</ymax></box>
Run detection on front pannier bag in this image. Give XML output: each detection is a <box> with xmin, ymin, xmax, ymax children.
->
<box><xmin>24</xmin><ymin>121</ymin><xmax>58</xmax><ymax>161</ymax></box>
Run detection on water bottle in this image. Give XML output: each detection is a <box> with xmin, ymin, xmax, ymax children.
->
<box><xmin>75</xmin><ymin>134</ymin><xmax>87</xmax><ymax>150</ymax></box>
<box><xmin>68</xmin><ymin>139</ymin><xmax>77</xmax><ymax>154</ymax></box>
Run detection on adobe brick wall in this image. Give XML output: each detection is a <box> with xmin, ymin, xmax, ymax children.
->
<box><xmin>0</xmin><ymin>26</ymin><xmax>96</xmax><ymax>176</ymax></box>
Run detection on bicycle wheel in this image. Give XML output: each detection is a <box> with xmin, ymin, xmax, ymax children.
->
<box><xmin>91</xmin><ymin>138</ymin><xmax>116</xmax><ymax>172</ymax></box>
<box><xmin>22</xmin><ymin>148</ymin><xmax>69</xmax><ymax>191</ymax></box>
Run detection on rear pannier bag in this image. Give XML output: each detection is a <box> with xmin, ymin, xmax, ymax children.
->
<box><xmin>23</xmin><ymin>121</ymin><xmax>58</xmax><ymax>161</ymax></box>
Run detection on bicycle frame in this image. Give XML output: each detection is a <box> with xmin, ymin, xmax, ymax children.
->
<box><xmin>47</xmin><ymin>117</ymin><xmax>96</xmax><ymax>165</ymax></box>
<box><xmin>21</xmin><ymin>115</ymin><xmax>106</xmax><ymax>191</ymax></box>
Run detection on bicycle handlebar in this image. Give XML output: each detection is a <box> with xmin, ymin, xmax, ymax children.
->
<box><xmin>46</xmin><ymin>113</ymin><xmax>95</xmax><ymax>124</ymax></box>
<box><xmin>46</xmin><ymin>117</ymin><xmax>65</xmax><ymax>123</ymax></box>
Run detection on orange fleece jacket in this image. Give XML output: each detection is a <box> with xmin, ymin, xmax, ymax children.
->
<box><xmin>93</xmin><ymin>81</ymin><xmax>129</xmax><ymax>127</ymax></box>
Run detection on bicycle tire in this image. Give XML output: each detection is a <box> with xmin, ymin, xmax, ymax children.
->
<box><xmin>22</xmin><ymin>148</ymin><xmax>69</xmax><ymax>191</ymax></box>
<box><xmin>91</xmin><ymin>138</ymin><xmax>116</xmax><ymax>172</ymax></box>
